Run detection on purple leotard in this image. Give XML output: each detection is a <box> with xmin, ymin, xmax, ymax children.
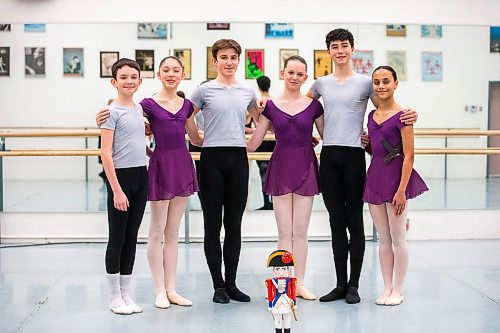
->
<box><xmin>261</xmin><ymin>99</ymin><xmax>323</xmax><ymax>196</ymax></box>
<box><xmin>140</xmin><ymin>98</ymin><xmax>199</xmax><ymax>201</ymax></box>
<box><xmin>363</xmin><ymin>110</ymin><xmax>428</xmax><ymax>204</ymax></box>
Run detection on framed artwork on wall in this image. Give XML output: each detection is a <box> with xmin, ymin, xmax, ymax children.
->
<box><xmin>421</xmin><ymin>25</ymin><xmax>442</xmax><ymax>38</ymax></box>
<box><xmin>491</xmin><ymin>27</ymin><xmax>500</xmax><ymax>53</ymax></box>
<box><xmin>135</xmin><ymin>49</ymin><xmax>155</xmax><ymax>78</ymax></box>
<box><xmin>137</xmin><ymin>23</ymin><xmax>167</xmax><ymax>39</ymax></box>
<box><xmin>24</xmin><ymin>24</ymin><xmax>46</xmax><ymax>33</ymax></box>
<box><xmin>352</xmin><ymin>50</ymin><xmax>374</xmax><ymax>75</ymax></box>
<box><xmin>206</xmin><ymin>46</ymin><xmax>217</xmax><ymax>80</ymax></box>
<box><xmin>421</xmin><ymin>51</ymin><xmax>442</xmax><ymax>81</ymax></box>
<box><xmin>386</xmin><ymin>25</ymin><xmax>406</xmax><ymax>37</ymax></box>
<box><xmin>0</xmin><ymin>47</ymin><xmax>9</xmax><ymax>76</ymax></box>
<box><xmin>207</xmin><ymin>23</ymin><xmax>230</xmax><ymax>30</ymax></box>
<box><xmin>63</xmin><ymin>48</ymin><xmax>84</xmax><ymax>77</ymax></box>
<box><xmin>174</xmin><ymin>49</ymin><xmax>192</xmax><ymax>80</ymax></box>
<box><xmin>245</xmin><ymin>49</ymin><xmax>264</xmax><ymax>79</ymax></box>
<box><xmin>100</xmin><ymin>51</ymin><xmax>119</xmax><ymax>78</ymax></box>
<box><xmin>0</xmin><ymin>24</ymin><xmax>11</xmax><ymax>32</ymax></box>
<box><xmin>313</xmin><ymin>50</ymin><xmax>332</xmax><ymax>79</ymax></box>
<box><xmin>265</xmin><ymin>23</ymin><xmax>294</xmax><ymax>39</ymax></box>
<box><xmin>25</xmin><ymin>47</ymin><xmax>45</xmax><ymax>76</ymax></box>
<box><xmin>387</xmin><ymin>51</ymin><xmax>408</xmax><ymax>81</ymax></box>
<box><xmin>279</xmin><ymin>49</ymin><xmax>299</xmax><ymax>78</ymax></box>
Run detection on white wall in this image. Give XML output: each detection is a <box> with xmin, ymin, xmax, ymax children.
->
<box><xmin>1</xmin><ymin>22</ymin><xmax>499</xmax><ymax>179</ymax></box>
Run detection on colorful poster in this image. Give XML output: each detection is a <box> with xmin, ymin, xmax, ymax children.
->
<box><xmin>421</xmin><ymin>25</ymin><xmax>442</xmax><ymax>38</ymax></box>
<box><xmin>352</xmin><ymin>50</ymin><xmax>374</xmax><ymax>75</ymax></box>
<box><xmin>387</xmin><ymin>51</ymin><xmax>407</xmax><ymax>81</ymax></box>
<box><xmin>245</xmin><ymin>49</ymin><xmax>264</xmax><ymax>79</ymax></box>
<box><xmin>313</xmin><ymin>50</ymin><xmax>332</xmax><ymax>79</ymax></box>
<box><xmin>174</xmin><ymin>49</ymin><xmax>192</xmax><ymax>80</ymax></box>
<box><xmin>265</xmin><ymin>23</ymin><xmax>294</xmax><ymax>39</ymax></box>
<box><xmin>421</xmin><ymin>52</ymin><xmax>443</xmax><ymax>81</ymax></box>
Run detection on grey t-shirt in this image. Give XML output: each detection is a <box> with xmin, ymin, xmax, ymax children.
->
<box><xmin>99</xmin><ymin>101</ymin><xmax>147</xmax><ymax>168</ymax></box>
<box><xmin>310</xmin><ymin>73</ymin><xmax>374</xmax><ymax>148</ymax></box>
<box><xmin>190</xmin><ymin>80</ymin><xmax>257</xmax><ymax>147</ymax></box>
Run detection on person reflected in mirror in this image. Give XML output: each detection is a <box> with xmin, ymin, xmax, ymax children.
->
<box><xmin>190</xmin><ymin>39</ymin><xmax>261</xmax><ymax>304</ymax></box>
<box><xmin>363</xmin><ymin>66</ymin><xmax>428</xmax><ymax>306</ymax></box>
<box><xmin>247</xmin><ymin>56</ymin><xmax>324</xmax><ymax>301</ymax></box>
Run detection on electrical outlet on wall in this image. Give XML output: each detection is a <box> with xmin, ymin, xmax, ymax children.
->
<box><xmin>470</xmin><ymin>105</ymin><xmax>478</xmax><ymax>112</ymax></box>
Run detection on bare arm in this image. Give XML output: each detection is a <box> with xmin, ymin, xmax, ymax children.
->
<box><xmin>248</xmin><ymin>106</ymin><xmax>261</xmax><ymax>125</ymax></box>
<box><xmin>370</xmin><ymin>95</ymin><xmax>380</xmax><ymax>108</ymax></box>
<box><xmin>392</xmin><ymin>124</ymin><xmax>415</xmax><ymax>215</ymax></box>
<box><xmin>314</xmin><ymin>114</ymin><xmax>324</xmax><ymax>140</ymax></box>
<box><xmin>185</xmin><ymin>113</ymin><xmax>203</xmax><ymax>147</ymax></box>
<box><xmin>306</xmin><ymin>89</ymin><xmax>318</xmax><ymax>100</ymax></box>
<box><xmin>100</xmin><ymin>129</ymin><xmax>129</xmax><ymax>211</ymax></box>
<box><xmin>247</xmin><ymin>116</ymin><xmax>271</xmax><ymax>152</ymax></box>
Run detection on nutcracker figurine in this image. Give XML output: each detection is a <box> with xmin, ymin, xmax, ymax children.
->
<box><xmin>266</xmin><ymin>250</ymin><xmax>297</xmax><ymax>333</ymax></box>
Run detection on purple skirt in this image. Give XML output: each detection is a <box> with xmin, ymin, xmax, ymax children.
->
<box><xmin>263</xmin><ymin>145</ymin><xmax>320</xmax><ymax>196</ymax></box>
<box><xmin>147</xmin><ymin>147</ymin><xmax>199</xmax><ymax>201</ymax></box>
<box><xmin>363</xmin><ymin>156</ymin><xmax>428</xmax><ymax>204</ymax></box>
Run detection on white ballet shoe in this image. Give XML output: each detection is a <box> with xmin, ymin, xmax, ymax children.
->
<box><xmin>110</xmin><ymin>297</ymin><xmax>133</xmax><ymax>315</ymax></box>
<box><xmin>167</xmin><ymin>292</ymin><xmax>193</xmax><ymax>306</ymax></box>
<box><xmin>296</xmin><ymin>285</ymin><xmax>317</xmax><ymax>300</ymax></box>
<box><xmin>384</xmin><ymin>294</ymin><xmax>404</xmax><ymax>306</ymax></box>
<box><xmin>122</xmin><ymin>295</ymin><xmax>143</xmax><ymax>313</ymax></box>
<box><xmin>155</xmin><ymin>293</ymin><xmax>171</xmax><ymax>309</ymax></box>
<box><xmin>375</xmin><ymin>290</ymin><xmax>392</xmax><ymax>305</ymax></box>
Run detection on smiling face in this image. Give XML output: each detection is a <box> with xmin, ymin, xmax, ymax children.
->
<box><xmin>214</xmin><ymin>47</ymin><xmax>240</xmax><ymax>78</ymax></box>
<box><xmin>157</xmin><ymin>57</ymin><xmax>185</xmax><ymax>89</ymax></box>
<box><xmin>328</xmin><ymin>39</ymin><xmax>354</xmax><ymax>67</ymax></box>
<box><xmin>372</xmin><ymin>68</ymin><xmax>398</xmax><ymax>100</ymax></box>
<box><xmin>281</xmin><ymin>59</ymin><xmax>308</xmax><ymax>91</ymax></box>
<box><xmin>111</xmin><ymin>65</ymin><xmax>142</xmax><ymax>96</ymax></box>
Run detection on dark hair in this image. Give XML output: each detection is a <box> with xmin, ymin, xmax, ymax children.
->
<box><xmin>212</xmin><ymin>39</ymin><xmax>242</xmax><ymax>58</ymax></box>
<box><xmin>159</xmin><ymin>56</ymin><xmax>184</xmax><ymax>71</ymax></box>
<box><xmin>325</xmin><ymin>28</ymin><xmax>354</xmax><ymax>49</ymax></box>
<box><xmin>373</xmin><ymin>65</ymin><xmax>398</xmax><ymax>81</ymax></box>
<box><xmin>284</xmin><ymin>55</ymin><xmax>307</xmax><ymax>72</ymax></box>
<box><xmin>256</xmin><ymin>75</ymin><xmax>271</xmax><ymax>92</ymax></box>
<box><xmin>176</xmin><ymin>90</ymin><xmax>185</xmax><ymax>98</ymax></box>
<box><xmin>111</xmin><ymin>58</ymin><xmax>140</xmax><ymax>79</ymax></box>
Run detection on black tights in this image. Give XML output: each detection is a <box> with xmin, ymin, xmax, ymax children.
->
<box><xmin>105</xmin><ymin>166</ymin><xmax>148</xmax><ymax>275</ymax></box>
<box><xmin>200</xmin><ymin>147</ymin><xmax>249</xmax><ymax>289</ymax></box>
<box><xmin>320</xmin><ymin>146</ymin><xmax>366</xmax><ymax>288</ymax></box>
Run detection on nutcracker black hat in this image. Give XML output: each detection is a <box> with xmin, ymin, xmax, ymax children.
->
<box><xmin>266</xmin><ymin>250</ymin><xmax>295</xmax><ymax>267</ymax></box>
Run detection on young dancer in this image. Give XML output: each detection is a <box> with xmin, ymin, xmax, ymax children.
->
<box><xmin>248</xmin><ymin>56</ymin><xmax>324</xmax><ymax>300</ymax></box>
<box><xmin>100</xmin><ymin>58</ymin><xmax>147</xmax><ymax>315</ymax></box>
<box><xmin>307</xmin><ymin>28</ymin><xmax>418</xmax><ymax>304</ymax></box>
<box><xmin>363</xmin><ymin>66</ymin><xmax>428</xmax><ymax>306</ymax></box>
<box><xmin>97</xmin><ymin>56</ymin><xmax>202</xmax><ymax>309</ymax></box>
<box><xmin>142</xmin><ymin>56</ymin><xmax>202</xmax><ymax>309</ymax></box>
<box><xmin>190</xmin><ymin>39</ymin><xmax>260</xmax><ymax>304</ymax></box>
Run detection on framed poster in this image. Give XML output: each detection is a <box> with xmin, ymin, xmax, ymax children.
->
<box><xmin>265</xmin><ymin>23</ymin><xmax>294</xmax><ymax>39</ymax></box>
<box><xmin>24</xmin><ymin>24</ymin><xmax>46</xmax><ymax>33</ymax></box>
<box><xmin>207</xmin><ymin>23</ymin><xmax>230</xmax><ymax>30</ymax></box>
<box><xmin>0</xmin><ymin>24</ymin><xmax>11</xmax><ymax>31</ymax></box>
<box><xmin>421</xmin><ymin>52</ymin><xmax>442</xmax><ymax>81</ymax></box>
<box><xmin>136</xmin><ymin>49</ymin><xmax>155</xmax><ymax>78</ymax></box>
<box><xmin>386</xmin><ymin>25</ymin><xmax>406</xmax><ymax>37</ymax></box>
<box><xmin>279</xmin><ymin>49</ymin><xmax>299</xmax><ymax>78</ymax></box>
<box><xmin>0</xmin><ymin>47</ymin><xmax>9</xmax><ymax>76</ymax></box>
<box><xmin>491</xmin><ymin>27</ymin><xmax>500</xmax><ymax>53</ymax></box>
<box><xmin>206</xmin><ymin>46</ymin><xmax>217</xmax><ymax>80</ymax></box>
<box><xmin>137</xmin><ymin>23</ymin><xmax>167</xmax><ymax>39</ymax></box>
<box><xmin>174</xmin><ymin>49</ymin><xmax>192</xmax><ymax>80</ymax></box>
<box><xmin>100</xmin><ymin>51</ymin><xmax>119</xmax><ymax>78</ymax></box>
<box><xmin>313</xmin><ymin>50</ymin><xmax>332</xmax><ymax>79</ymax></box>
<box><xmin>63</xmin><ymin>48</ymin><xmax>84</xmax><ymax>77</ymax></box>
<box><xmin>387</xmin><ymin>51</ymin><xmax>407</xmax><ymax>81</ymax></box>
<box><xmin>245</xmin><ymin>49</ymin><xmax>264</xmax><ymax>79</ymax></box>
<box><xmin>352</xmin><ymin>50</ymin><xmax>374</xmax><ymax>75</ymax></box>
<box><xmin>25</xmin><ymin>47</ymin><xmax>45</xmax><ymax>76</ymax></box>
<box><xmin>421</xmin><ymin>25</ymin><xmax>442</xmax><ymax>38</ymax></box>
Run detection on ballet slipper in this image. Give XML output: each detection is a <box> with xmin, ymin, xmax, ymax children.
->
<box><xmin>122</xmin><ymin>295</ymin><xmax>143</xmax><ymax>313</ymax></box>
<box><xmin>167</xmin><ymin>292</ymin><xmax>193</xmax><ymax>306</ymax></box>
<box><xmin>155</xmin><ymin>292</ymin><xmax>171</xmax><ymax>309</ymax></box>
<box><xmin>296</xmin><ymin>285</ymin><xmax>317</xmax><ymax>300</ymax></box>
<box><xmin>110</xmin><ymin>297</ymin><xmax>133</xmax><ymax>315</ymax></box>
<box><xmin>375</xmin><ymin>290</ymin><xmax>392</xmax><ymax>305</ymax></box>
<box><xmin>384</xmin><ymin>291</ymin><xmax>404</xmax><ymax>306</ymax></box>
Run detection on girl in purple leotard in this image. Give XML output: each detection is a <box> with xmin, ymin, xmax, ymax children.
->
<box><xmin>363</xmin><ymin>66</ymin><xmax>428</xmax><ymax>306</ymax></box>
<box><xmin>247</xmin><ymin>56</ymin><xmax>324</xmax><ymax>300</ymax></box>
